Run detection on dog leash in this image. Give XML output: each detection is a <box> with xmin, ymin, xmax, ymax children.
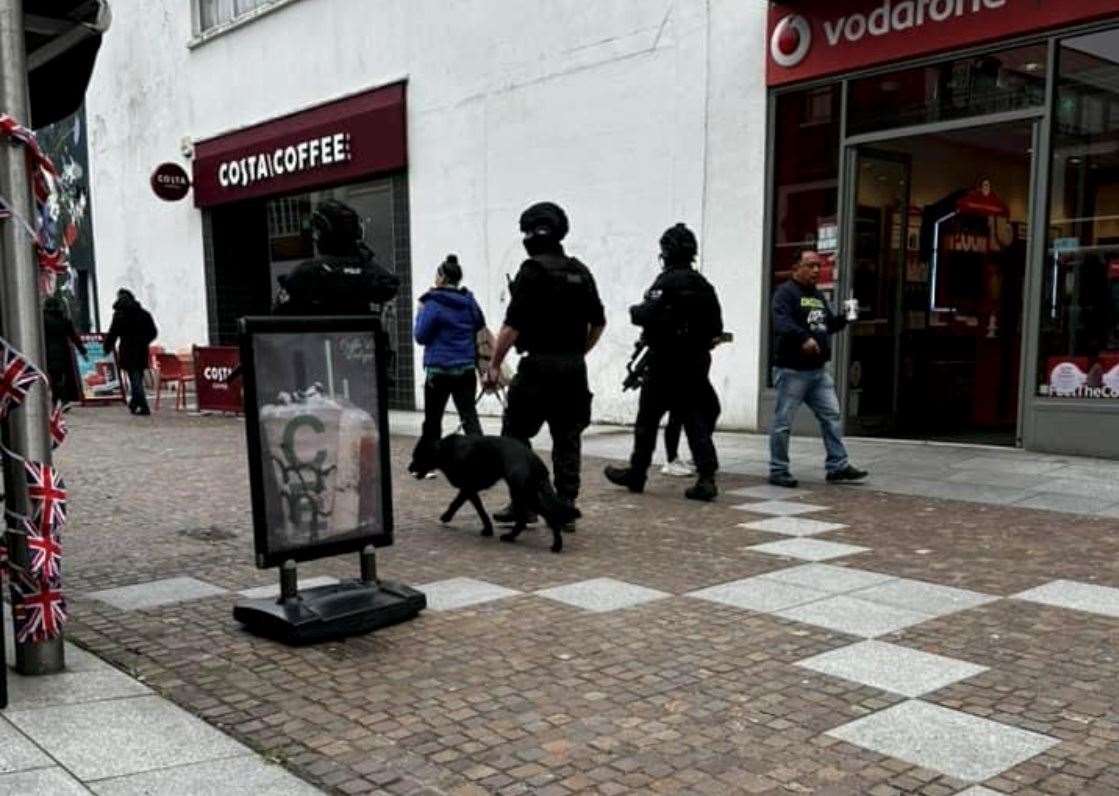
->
<box><xmin>446</xmin><ymin>385</ymin><xmax>506</xmax><ymax>437</ymax></box>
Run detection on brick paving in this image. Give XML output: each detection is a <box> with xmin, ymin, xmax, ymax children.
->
<box><xmin>53</xmin><ymin>407</ymin><xmax>1119</xmax><ymax>794</ymax></box>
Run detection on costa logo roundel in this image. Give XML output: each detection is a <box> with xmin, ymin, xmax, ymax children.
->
<box><xmin>770</xmin><ymin>14</ymin><xmax>811</xmax><ymax>69</ymax></box>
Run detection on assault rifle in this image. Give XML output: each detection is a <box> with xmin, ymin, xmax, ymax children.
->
<box><xmin>622</xmin><ymin>332</ymin><xmax>733</xmax><ymax>392</ymax></box>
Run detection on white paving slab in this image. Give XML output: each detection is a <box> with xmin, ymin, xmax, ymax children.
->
<box><xmin>761</xmin><ymin>564</ymin><xmax>896</xmax><ymax>594</ymax></box>
<box><xmin>1012</xmin><ymin>580</ymin><xmax>1119</xmax><ymax>619</ymax></box>
<box><xmin>89</xmin><ymin>754</ymin><xmax>323</xmax><ymax>795</ymax></box>
<box><xmin>727</xmin><ymin>484</ymin><xmax>814</xmax><ymax>500</ymax></box>
<box><xmin>827</xmin><ymin>700</ymin><xmax>1059</xmax><ymax>782</ymax></box>
<box><xmin>687</xmin><ymin>577</ymin><xmax>828</xmax><ymax>613</ymax></box>
<box><xmin>535</xmin><ymin>578</ymin><xmax>670</xmax><ymax>613</ymax></box>
<box><xmin>417</xmin><ymin>577</ymin><xmax>522</xmax><ymax>612</ymax></box>
<box><xmin>0</xmin><ymin>767</ymin><xmax>89</xmax><ymax>795</ymax></box>
<box><xmin>737</xmin><ymin>517</ymin><xmax>849</xmax><ymax>537</ymax></box>
<box><xmin>6</xmin><ymin>668</ymin><xmax>151</xmax><ymax>710</ymax></box>
<box><xmin>87</xmin><ymin>576</ymin><xmax>227</xmax><ymax>611</ymax></box>
<box><xmin>777</xmin><ymin>595</ymin><xmax>930</xmax><ymax>638</ymax></box>
<box><xmin>238</xmin><ymin>576</ymin><xmax>340</xmax><ymax>600</ymax></box>
<box><xmin>6</xmin><ymin>696</ymin><xmax>250</xmax><ymax>781</ymax></box>
<box><xmin>0</xmin><ymin>717</ymin><xmax>54</xmax><ymax>773</ymax></box>
<box><xmin>851</xmin><ymin>579</ymin><xmax>998</xmax><ymax>617</ymax></box>
<box><xmin>796</xmin><ymin>641</ymin><xmax>988</xmax><ymax>697</ymax></box>
<box><xmin>732</xmin><ymin>500</ymin><xmax>829</xmax><ymax>516</ymax></box>
<box><xmin>957</xmin><ymin>788</ymin><xmax>1002</xmax><ymax>796</ymax></box>
<box><xmin>746</xmin><ymin>538</ymin><xmax>871</xmax><ymax>562</ymax></box>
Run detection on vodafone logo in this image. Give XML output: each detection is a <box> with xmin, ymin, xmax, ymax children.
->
<box><xmin>770</xmin><ymin>15</ymin><xmax>811</xmax><ymax>68</ymax></box>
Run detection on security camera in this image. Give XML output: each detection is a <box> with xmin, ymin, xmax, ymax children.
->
<box><xmin>180</xmin><ymin>136</ymin><xmax>195</xmax><ymax>160</ymax></box>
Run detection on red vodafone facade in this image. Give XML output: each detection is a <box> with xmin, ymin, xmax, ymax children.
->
<box><xmin>761</xmin><ymin>0</ymin><xmax>1119</xmax><ymax>457</ymax></box>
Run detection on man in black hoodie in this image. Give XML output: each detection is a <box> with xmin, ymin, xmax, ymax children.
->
<box><xmin>769</xmin><ymin>250</ymin><xmax>866</xmax><ymax>488</ymax></box>
<box><xmin>104</xmin><ymin>289</ymin><xmax>158</xmax><ymax>415</ymax></box>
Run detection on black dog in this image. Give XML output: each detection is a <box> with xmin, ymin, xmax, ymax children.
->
<box><xmin>408</xmin><ymin>434</ymin><xmax>580</xmax><ymax>553</ymax></box>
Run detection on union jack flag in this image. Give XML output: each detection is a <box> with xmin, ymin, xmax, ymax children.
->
<box><xmin>49</xmin><ymin>402</ymin><xmax>68</xmax><ymax>450</ymax></box>
<box><xmin>26</xmin><ymin>521</ymin><xmax>61</xmax><ymax>581</ymax></box>
<box><xmin>11</xmin><ymin>572</ymin><xmax>66</xmax><ymax>643</ymax></box>
<box><xmin>25</xmin><ymin>459</ymin><xmax>66</xmax><ymax>532</ymax></box>
<box><xmin>0</xmin><ymin>339</ymin><xmax>44</xmax><ymax>419</ymax></box>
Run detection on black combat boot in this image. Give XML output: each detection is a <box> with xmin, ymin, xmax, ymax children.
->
<box><xmin>685</xmin><ymin>475</ymin><xmax>717</xmax><ymax>502</ymax></box>
<box><xmin>604</xmin><ymin>465</ymin><xmax>645</xmax><ymax>493</ymax></box>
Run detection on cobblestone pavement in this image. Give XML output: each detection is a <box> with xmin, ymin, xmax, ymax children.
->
<box><xmin>55</xmin><ymin>407</ymin><xmax>1119</xmax><ymax>795</ymax></box>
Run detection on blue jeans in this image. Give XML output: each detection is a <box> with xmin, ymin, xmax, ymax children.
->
<box><xmin>770</xmin><ymin>367</ymin><xmax>849</xmax><ymax>477</ymax></box>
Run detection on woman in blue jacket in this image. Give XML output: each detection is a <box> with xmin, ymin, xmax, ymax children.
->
<box><xmin>415</xmin><ymin>255</ymin><xmax>486</xmax><ymax>445</ymax></box>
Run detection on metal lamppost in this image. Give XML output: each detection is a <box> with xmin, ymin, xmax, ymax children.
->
<box><xmin>0</xmin><ymin>0</ymin><xmax>63</xmax><ymax>675</ymax></box>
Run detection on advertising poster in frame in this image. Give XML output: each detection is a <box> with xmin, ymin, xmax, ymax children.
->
<box><xmin>239</xmin><ymin>316</ymin><xmax>393</xmax><ymax>569</ymax></box>
<box><xmin>74</xmin><ymin>333</ymin><xmax>127</xmax><ymax>405</ymax></box>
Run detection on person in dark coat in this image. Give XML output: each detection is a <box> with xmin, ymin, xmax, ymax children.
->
<box><xmin>42</xmin><ymin>296</ymin><xmax>86</xmax><ymax>404</ymax></box>
<box><xmin>414</xmin><ymin>254</ymin><xmax>486</xmax><ymax>446</ymax></box>
<box><xmin>103</xmin><ymin>289</ymin><xmax>158</xmax><ymax>415</ymax></box>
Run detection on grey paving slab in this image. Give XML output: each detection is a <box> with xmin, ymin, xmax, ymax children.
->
<box><xmin>732</xmin><ymin>500</ymin><xmax>829</xmax><ymax>516</ymax></box>
<box><xmin>826</xmin><ymin>700</ymin><xmax>1059</xmax><ymax>781</ymax></box>
<box><xmin>1012</xmin><ymin>492</ymin><xmax>1119</xmax><ymax>515</ymax></box>
<box><xmin>6</xmin><ymin>695</ymin><xmax>250</xmax><ymax>781</ymax></box>
<box><xmin>736</xmin><ymin>516</ymin><xmax>849</xmax><ymax>537</ymax></box>
<box><xmin>745</xmin><ymin>538</ymin><xmax>871</xmax><ymax>562</ymax></box>
<box><xmin>1013</xmin><ymin>579</ymin><xmax>1119</xmax><ymax>619</ymax></box>
<box><xmin>945</xmin><ymin>469</ymin><xmax>1049</xmax><ymax>490</ymax></box>
<box><xmin>796</xmin><ymin>640</ymin><xmax>988</xmax><ymax>697</ymax></box>
<box><xmin>417</xmin><ymin>577</ymin><xmax>522</xmax><ymax>612</ymax></box>
<box><xmin>727</xmin><ymin>484</ymin><xmax>814</xmax><ymax>500</ymax></box>
<box><xmin>89</xmin><ymin>754</ymin><xmax>322</xmax><ymax>795</ymax></box>
<box><xmin>686</xmin><ymin>577</ymin><xmax>828</xmax><ymax>613</ymax></box>
<box><xmin>761</xmin><ymin>564</ymin><xmax>896</xmax><ymax>594</ymax></box>
<box><xmin>237</xmin><ymin>575</ymin><xmax>340</xmax><ymax>599</ymax></box>
<box><xmin>0</xmin><ymin>717</ymin><xmax>54</xmax><ymax>774</ymax></box>
<box><xmin>87</xmin><ymin>576</ymin><xmax>227</xmax><ymax>611</ymax></box>
<box><xmin>6</xmin><ymin>668</ymin><xmax>151</xmax><ymax>710</ymax></box>
<box><xmin>0</xmin><ymin>767</ymin><xmax>89</xmax><ymax>795</ymax></box>
<box><xmin>851</xmin><ymin>579</ymin><xmax>999</xmax><ymax>617</ymax></box>
<box><xmin>1033</xmin><ymin>476</ymin><xmax>1119</xmax><ymax>500</ymax></box>
<box><xmin>535</xmin><ymin>578</ymin><xmax>670</xmax><ymax>613</ymax></box>
<box><xmin>952</xmin><ymin>455</ymin><xmax>1068</xmax><ymax>476</ymax></box>
<box><xmin>957</xmin><ymin>787</ymin><xmax>1002</xmax><ymax>796</ymax></box>
<box><xmin>776</xmin><ymin>595</ymin><xmax>930</xmax><ymax>638</ymax></box>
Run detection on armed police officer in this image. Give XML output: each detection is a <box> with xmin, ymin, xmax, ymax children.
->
<box><xmin>484</xmin><ymin>202</ymin><xmax>606</xmax><ymax>523</ymax></box>
<box><xmin>604</xmin><ymin>223</ymin><xmax>723</xmax><ymax>501</ymax></box>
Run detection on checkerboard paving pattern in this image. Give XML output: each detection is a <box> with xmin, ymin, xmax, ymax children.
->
<box><xmin>736</xmin><ymin>516</ymin><xmax>849</xmax><ymax>536</ymax></box>
<box><xmin>416</xmin><ymin>577</ymin><xmax>522</xmax><ymax>612</ymax></box>
<box><xmin>727</xmin><ymin>484</ymin><xmax>815</xmax><ymax>500</ymax></box>
<box><xmin>760</xmin><ymin>563</ymin><xmax>896</xmax><ymax>593</ymax></box>
<box><xmin>732</xmin><ymin>499</ymin><xmax>830</xmax><ymax>516</ymax></box>
<box><xmin>745</xmin><ymin>537</ymin><xmax>870</xmax><ymax>561</ymax></box>
<box><xmin>87</xmin><ymin>577</ymin><xmax>227</xmax><ymax>611</ymax></box>
<box><xmin>686</xmin><ymin>576</ymin><xmax>828</xmax><ymax>613</ymax></box>
<box><xmin>534</xmin><ymin>578</ymin><xmax>670</xmax><ymax>613</ymax></box>
<box><xmin>1012</xmin><ymin>579</ymin><xmax>1119</xmax><ymax>619</ymax></box>
<box><xmin>796</xmin><ymin>640</ymin><xmax>988</xmax><ymax>698</ymax></box>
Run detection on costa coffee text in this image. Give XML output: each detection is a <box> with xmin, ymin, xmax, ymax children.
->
<box><xmin>217</xmin><ymin>132</ymin><xmax>352</xmax><ymax>190</ymax></box>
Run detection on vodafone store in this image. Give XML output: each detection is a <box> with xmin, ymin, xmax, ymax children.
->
<box><xmin>763</xmin><ymin>0</ymin><xmax>1119</xmax><ymax>457</ymax></box>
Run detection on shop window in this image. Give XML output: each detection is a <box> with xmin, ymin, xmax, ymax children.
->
<box><xmin>848</xmin><ymin>44</ymin><xmax>1048</xmax><ymax>136</ymax></box>
<box><xmin>197</xmin><ymin>0</ymin><xmax>281</xmax><ymax>34</ymax></box>
<box><xmin>1040</xmin><ymin>29</ymin><xmax>1119</xmax><ymax>400</ymax></box>
<box><xmin>767</xmin><ymin>85</ymin><xmax>841</xmax><ymax>382</ymax></box>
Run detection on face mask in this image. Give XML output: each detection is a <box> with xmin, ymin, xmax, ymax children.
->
<box><xmin>523</xmin><ymin>234</ymin><xmax>557</xmax><ymax>256</ymax></box>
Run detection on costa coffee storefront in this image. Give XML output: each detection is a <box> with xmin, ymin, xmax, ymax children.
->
<box><xmin>763</xmin><ymin>0</ymin><xmax>1119</xmax><ymax>457</ymax></box>
<box><xmin>191</xmin><ymin>82</ymin><xmax>414</xmax><ymax>409</ymax></box>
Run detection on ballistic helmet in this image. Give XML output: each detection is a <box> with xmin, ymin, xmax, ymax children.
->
<box><xmin>310</xmin><ymin>199</ymin><xmax>364</xmax><ymax>255</ymax></box>
<box><xmin>519</xmin><ymin>201</ymin><xmax>569</xmax><ymax>242</ymax></box>
<box><xmin>659</xmin><ymin>223</ymin><xmax>698</xmax><ymax>266</ymax></box>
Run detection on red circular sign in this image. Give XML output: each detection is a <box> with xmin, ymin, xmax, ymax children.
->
<box><xmin>150</xmin><ymin>162</ymin><xmax>191</xmax><ymax>202</ymax></box>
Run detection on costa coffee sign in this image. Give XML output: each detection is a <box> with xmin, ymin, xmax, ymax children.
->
<box><xmin>192</xmin><ymin>82</ymin><xmax>407</xmax><ymax>208</ymax></box>
<box><xmin>150</xmin><ymin>162</ymin><xmax>191</xmax><ymax>202</ymax></box>
<box><xmin>768</xmin><ymin>0</ymin><xmax>1119</xmax><ymax>86</ymax></box>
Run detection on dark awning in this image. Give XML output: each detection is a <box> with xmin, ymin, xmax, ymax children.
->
<box><xmin>25</xmin><ymin>1</ymin><xmax>111</xmax><ymax>129</ymax></box>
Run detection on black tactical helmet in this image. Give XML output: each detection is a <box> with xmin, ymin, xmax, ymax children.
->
<box><xmin>660</xmin><ymin>222</ymin><xmax>698</xmax><ymax>266</ymax></box>
<box><xmin>519</xmin><ymin>201</ymin><xmax>569</xmax><ymax>242</ymax></box>
<box><xmin>310</xmin><ymin>199</ymin><xmax>364</xmax><ymax>255</ymax></box>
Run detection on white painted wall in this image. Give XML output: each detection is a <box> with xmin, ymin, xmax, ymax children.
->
<box><xmin>85</xmin><ymin>0</ymin><xmax>770</xmax><ymax>428</ymax></box>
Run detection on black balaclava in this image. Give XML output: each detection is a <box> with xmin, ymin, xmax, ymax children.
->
<box><xmin>659</xmin><ymin>223</ymin><xmax>698</xmax><ymax>269</ymax></box>
<box><xmin>519</xmin><ymin>201</ymin><xmax>569</xmax><ymax>256</ymax></box>
<box><xmin>311</xmin><ymin>199</ymin><xmax>364</xmax><ymax>256</ymax></box>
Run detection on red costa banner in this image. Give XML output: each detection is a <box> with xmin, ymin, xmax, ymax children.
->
<box><xmin>192</xmin><ymin>82</ymin><xmax>407</xmax><ymax>208</ymax></box>
<box><xmin>193</xmin><ymin>346</ymin><xmax>243</xmax><ymax>413</ymax></box>
<box><xmin>768</xmin><ymin>0</ymin><xmax>1119</xmax><ymax>86</ymax></box>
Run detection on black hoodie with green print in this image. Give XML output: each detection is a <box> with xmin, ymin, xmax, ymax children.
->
<box><xmin>771</xmin><ymin>279</ymin><xmax>847</xmax><ymax>371</ymax></box>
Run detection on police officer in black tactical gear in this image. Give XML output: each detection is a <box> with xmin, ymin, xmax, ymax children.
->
<box><xmin>604</xmin><ymin>223</ymin><xmax>724</xmax><ymax>501</ymax></box>
<box><xmin>483</xmin><ymin>201</ymin><xmax>606</xmax><ymax>522</ymax></box>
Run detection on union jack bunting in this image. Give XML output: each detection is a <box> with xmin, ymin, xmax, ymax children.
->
<box><xmin>25</xmin><ymin>459</ymin><xmax>66</xmax><ymax>533</ymax></box>
<box><xmin>0</xmin><ymin>339</ymin><xmax>44</xmax><ymax>419</ymax></box>
<box><xmin>26</xmin><ymin>521</ymin><xmax>62</xmax><ymax>581</ymax></box>
<box><xmin>11</xmin><ymin>572</ymin><xmax>66</xmax><ymax>643</ymax></box>
<box><xmin>49</xmin><ymin>402</ymin><xmax>68</xmax><ymax>450</ymax></box>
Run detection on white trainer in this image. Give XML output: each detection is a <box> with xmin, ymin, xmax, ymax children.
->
<box><xmin>660</xmin><ymin>459</ymin><xmax>695</xmax><ymax>477</ymax></box>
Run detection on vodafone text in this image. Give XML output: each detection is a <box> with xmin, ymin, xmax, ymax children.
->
<box><xmin>823</xmin><ymin>0</ymin><xmax>1006</xmax><ymax>46</ymax></box>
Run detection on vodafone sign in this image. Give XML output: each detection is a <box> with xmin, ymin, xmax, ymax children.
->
<box><xmin>767</xmin><ymin>0</ymin><xmax>1119</xmax><ymax>86</ymax></box>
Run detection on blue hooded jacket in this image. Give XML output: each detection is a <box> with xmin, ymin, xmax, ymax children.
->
<box><xmin>414</xmin><ymin>287</ymin><xmax>486</xmax><ymax>370</ymax></box>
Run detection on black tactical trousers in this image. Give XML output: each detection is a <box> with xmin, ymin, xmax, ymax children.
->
<box><xmin>629</xmin><ymin>354</ymin><xmax>719</xmax><ymax>478</ymax></box>
<box><xmin>502</xmin><ymin>353</ymin><xmax>592</xmax><ymax>503</ymax></box>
